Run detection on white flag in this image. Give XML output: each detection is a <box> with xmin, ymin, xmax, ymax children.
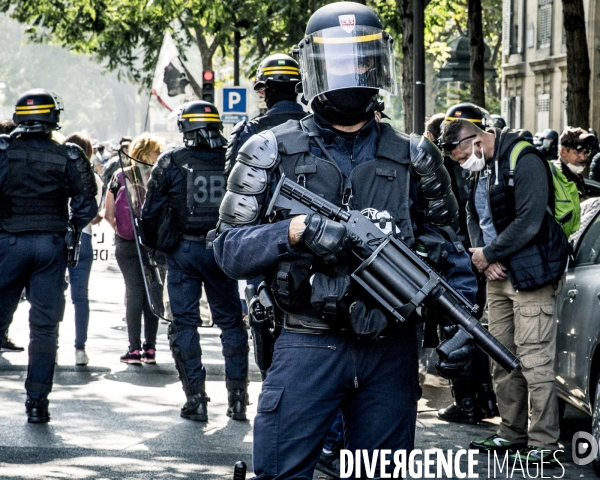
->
<box><xmin>151</xmin><ymin>32</ymin><xmax>197</xmax><ymax>112</ymax></box>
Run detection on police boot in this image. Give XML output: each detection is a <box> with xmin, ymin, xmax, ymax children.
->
<box><xmin>180</xmin><ymin>391</ymin><xmax>210</xmax><ymax>422</ymax></box>
<box><xmin>25</xmin><ymin>395</ymin><xmax>50</xmax><ymax>424</ymax></box>
<box><xmin>227</xmin><ymin>389</ymin><xmax>249</xmax><ymax>421</ymax></box>
<box><xmin>477</xmin><ymin>383</ymin><xmax>499</xmax><ymax>418</ymax></box>
<box><xmin>438</xmin><ymin>395</ymin><xmax>478</xmax><ymax>425</ymax></box>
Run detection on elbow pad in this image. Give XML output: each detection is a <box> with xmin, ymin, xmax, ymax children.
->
<box><xmin>219</xmin><ymin>130</ymin><xmax>278</xmax><ymax>226</ymax></box>
<box><xmin>410</xmin><ymin>134</ymin><xmax>458</xmax><ymax>226</ymax></box>
<box><xmin>66</xmin><ymin>143</ymin><xmax>97</xmax><ymax>198</ymax></box>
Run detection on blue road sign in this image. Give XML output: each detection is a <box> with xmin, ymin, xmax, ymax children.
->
<box><xmin>222</xmin><ymin>114</ymin><xmax>249</xmax><ymax>124</ymax></box>
<box><xmin>222</xmin><ymin>87</ymin><xmax>247</xmax><ymax>113</ymax></box>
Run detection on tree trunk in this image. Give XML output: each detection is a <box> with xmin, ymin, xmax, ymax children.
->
<box><xmin>563</xmin><ymin>0</ymin><xmax>590</xmax><ymax>129</ymax></box>
<box><xmin>399</xmin><ymin>0</ymin><xmax>414</xmax><ymax>133</ymax></box>
<box><xmin>468</xmin><ymin>0</ymin><xmax>485</xmax><ymax>107</ymax></box>
<box><xmin>487</xmin><ymin>38</ymin><xmax>501</xmax><ymax>100</ymax></box>
<box><xmin>192</xmin><ymin>24</ymin><xmax>220</xmax><ymax>99</ymax></box>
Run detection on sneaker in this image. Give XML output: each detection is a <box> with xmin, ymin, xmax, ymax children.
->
<box><xmin>315</xmin><ymin>451</ymin><xmax>341</xmax><ymax>479</ymax></box>
<box><xmin>141</xmin><ymin>349</ymin><xmax>156</xmax><ymax>364</ymax></box>
<box><xmin>75</xmin><ymin>350</ymin><xmax>89</xmax><ymax>365</ymax></box>
<box><xmin>509</xmin><ymin>446</ymin><xmax>563</xmax><ymax>467</ymax></box>
<box><xmin>1</xmin><ymin>336</ymin><xmax>25</xmax><ymax>353</ymax></box>
<box><xmin>470</xmin><ymin>434</ymin><xmax>526</xmax><ymax>453</ymax></box>
<box><xmin>120</xmin><ymin>350</ymin><xmax>142</xmax><ymax>364</ymax></box>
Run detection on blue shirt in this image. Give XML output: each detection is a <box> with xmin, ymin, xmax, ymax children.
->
<box><xmin>474</xmin><ymin>169</ymin><xmax>498</xmax><ymax>246</ymax></box>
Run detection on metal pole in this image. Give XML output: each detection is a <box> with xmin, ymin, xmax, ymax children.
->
<box><xmin>143</xmin><ymin>92</ymin><xmax>151</xmax><ymax>132</ymax></box>
<box><xmin>413</xmin><ymin>0</ymin><xmax>425</xmax><ymax>134</ymax></box>
<box><xmin>234</xmin><ymin>30</ymin><xmax>241</xmax><ymax>86</ymax></box>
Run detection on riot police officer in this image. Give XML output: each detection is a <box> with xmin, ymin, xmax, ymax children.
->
<box><xmin>225</xmin><ymin>53</ymin><xmax>306</xmax><ymax>177</ymax></box>
<box><xmin>0</xmin><ymin>88</ymin><xmax>98</xmax><ymax>423</ymax></box>
<box><xmin>436</xmin><ymin>103</ymin><xmax>500</xmax><ymax>425</ymax></box>
<box><xmin>537</xmin><ymin>128</ymin><xmax>559</xmax><ymax>160</ymax></box>
<box><xmin>141</xmin><ymin>100</ymin><xmax>248</xmax><ymax>422</ymax></box>
<box><xmin>213</xmin><ymin>3</ymin><xmax>477</xmax><ymax>477</ymax></box>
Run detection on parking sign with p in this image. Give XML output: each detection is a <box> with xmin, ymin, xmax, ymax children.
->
<box><xmin>222</xmin><ymin>87</ymin><xmax>247</xmax><ymax>114</ymax></box>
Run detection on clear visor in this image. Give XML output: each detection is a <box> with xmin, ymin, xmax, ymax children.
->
<box><xmin>298</xmin><ymin>25</ymin><xmax>397</xmax><ymax>101</ymax></box>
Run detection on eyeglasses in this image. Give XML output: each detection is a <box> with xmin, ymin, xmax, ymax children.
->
<box><xmin>566</xmin><ymin>144</ymin><xmax>591</xmax><ymax>155</ymax></box>
<box><xmin>439</xmin><ymin>134</ymin><xmax>477</xmax><ymax>154</ymax></box>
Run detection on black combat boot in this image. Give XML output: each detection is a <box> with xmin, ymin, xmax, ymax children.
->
<box><xmin>25</xmin><ymin>396</ymin><xmax>50</xmax><ymax>424</ymax></box>
<box><xmin>477</xmin><ymin>383</ymin><xmax>499</xmax><ymax>418</ymax></box>
<box><xmin>227</xmin><ymin>389</ymin><xmax>249</xmax><ymax>421</ymax></box>
<box><xmin>438</xmin><ymin>395</ymin><xmax>478</xmax><ymax>424</ymax></box>
<box><xmin>180</xmin><ymin>391</ymin><xmax>210</xmax><ymax>422</ymax></box>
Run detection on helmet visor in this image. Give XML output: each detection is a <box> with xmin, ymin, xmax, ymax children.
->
<box><xmin>299</xmin><ymin>25</ymin><xmax>396</xmax><ymax>101</ymax></box>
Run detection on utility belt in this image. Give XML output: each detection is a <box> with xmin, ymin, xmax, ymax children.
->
<box><xmin>282</xmin><ymin>309</ymin><xmax>417</xmax><ymax>338</ymax></box>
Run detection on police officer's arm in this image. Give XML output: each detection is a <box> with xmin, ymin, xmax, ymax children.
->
<box><xmin>213</xmin><ymin>219</ymin><xmax>303</xmax><ymax>280</ymax></box>
<box><xmin>141</xmin><ymin>152</ymin><xmax>176</xmax><ymax>228</ymax></box>
<box><xmin>65</xmin><ymin>143</ymin><xmax>98</xmax><ymax>228</ymax></box>
<box><xmin>482</xmin><ymin>153</ymin><xmax>549</xmax><ymax>263</ymax></box>
<box><xmin>0</xmin><ymin>136</ymin><xmax>8</xmax><ymax>191</ymax></box>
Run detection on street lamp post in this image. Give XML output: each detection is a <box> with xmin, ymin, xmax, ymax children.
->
<box><xmin>413</xmin><ymin>0</ymin><xmax>425</xmax><ymax>134</ymax></box>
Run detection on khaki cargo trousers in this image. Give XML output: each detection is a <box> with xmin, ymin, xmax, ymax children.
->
<box><xmin>487</xmin><ymin>278</ymin><xmax>561</xmax><ymax>449</ymax></box>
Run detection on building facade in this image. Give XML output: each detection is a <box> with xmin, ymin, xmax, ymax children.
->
<box><xmin>501</xmin><ymin>0</ymin><xmax>600</xmax><ymax>134</ymax></box>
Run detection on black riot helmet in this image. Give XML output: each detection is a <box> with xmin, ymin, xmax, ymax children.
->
<box><xmin>298</xmin><ymin>2</ymin><xmax>396</xmax><ymax>102</ymax></box>
<box><xmin>491</xmin><ymin>114</ymin><xmax>507</xmax><ymax>129</ymax></box>
<box><xmin>254</xmin><ymin>54</ymin><xmax>301</xmax><ymax>92</ymax></box>
<box><xmin>538</xmin><ymin>128</ymin><xmax>559</xmax><ymax>160</ymax></box>
<box><xmin>177</xmin><ymin>100</ymin><xmax>227</xmax><ymax>149</ymax></box>
<box><xmin>517</xmin><ymin>129</ymin><xmax>534</xmax><ymax>144</ymax></box>
<box><xmin>442</xmin><ymin>103</ymin><xmax>492</xmax><ymax>132</ymax></box>
<box><xmin>12</xmin><ymin>88</ymin><xmax>63</xmax><ymax>134</ymax></box>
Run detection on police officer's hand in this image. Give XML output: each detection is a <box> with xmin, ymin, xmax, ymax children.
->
<box><xmin>300</xmin><ymin>213</ymin><xmax>357</xmax><ymax>264</ymax></box>
<box><xmin>435</xmin><ymin>324</ymin><xmax>473</xmax><ymax>380</ymax></box>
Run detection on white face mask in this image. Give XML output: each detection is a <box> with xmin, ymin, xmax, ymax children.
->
<box><xmin>460</xmin><ymin>141</ymin><xmax>486</xmax><ymax>171</ymax></box>
<box><xmin>567</xmin><ymin>163</ymin><xmax>585</xmax><ymax>175</ymax></box>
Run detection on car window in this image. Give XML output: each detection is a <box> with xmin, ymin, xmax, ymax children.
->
<box><xmin>575</xmin><ymin>210</ymin><xmax>600</xmax><ymax>266</ymax></box>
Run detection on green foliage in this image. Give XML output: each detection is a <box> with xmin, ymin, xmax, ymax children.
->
<box><xmin>0</xmin><ymin>13</ymin><xmax>140</xmax><ymax>140</ymax></box>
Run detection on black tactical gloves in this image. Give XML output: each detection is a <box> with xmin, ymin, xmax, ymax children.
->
<box><xmin>301</xmin><ymin>213</ymin><xmax>363</xmax><ymax>263</ymax></box>
<box><xmin>435</xmin><ymin>324</ymin><xmax>473</xmax><ymax>380</ymax></box>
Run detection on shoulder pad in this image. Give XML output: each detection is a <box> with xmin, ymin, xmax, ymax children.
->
<box><xmin>409</xmin><ymin>134</ymin><xmax>443</xmax><ymax>175</ymax></box>
<box><xmin>237</xmin><ymin>130</ymin><xmax>278</xmax><ymax>169</ymax></box>
<box><xmin>157</xmin><ymin>150</ymin><xmax>173</xmax><ymax>170</ymax></box>
<box><xmin>65</xmin><ymin>142</ymin><xmax>86</xmax><ymax>160</ymax></box>
<box><xmin>0</xmin><ymin>134</ymin><xmax>11</xmax><ymax>151</ymax></box>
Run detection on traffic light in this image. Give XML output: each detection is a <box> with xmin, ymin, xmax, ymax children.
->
<box><xmin>202</xmin><ymin>70</ymin><xmax>215</xmax><ymax>103</ymax></box>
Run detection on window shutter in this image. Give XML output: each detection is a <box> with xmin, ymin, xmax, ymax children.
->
<box><xmin>537</xmin><ymin>94</ymin><xmax>550</xmax><ymax>131</ymax></box>
<box><xmin>503</xmin><ymin>0</ymin><xmax>512</xmax><ymax>55</ymax></box>
<box><xmin>514</xmin><ymin>95</ymin><xmax>522</xmax><ymax>129</ymax></box>
<box><xmin>517</xmin><ymin>0</ymin><xmax>525</xmax><ymax>53</ymax></box>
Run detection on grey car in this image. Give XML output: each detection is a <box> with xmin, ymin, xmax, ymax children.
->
<box><xmin>555</xmin><ymin>196</ymin><xmax>600</xmax><ymax>474</ymax></box>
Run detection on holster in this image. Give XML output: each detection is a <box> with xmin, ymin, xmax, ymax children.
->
<box><xmin>245</xmin><ymin>282</ymin><xmax>277</xmax><ymax>376</ymax></box>
<box><xmin>65</xmin><ymin>225</ymin><xmax>81</xmax><ymax>268</ymax></box>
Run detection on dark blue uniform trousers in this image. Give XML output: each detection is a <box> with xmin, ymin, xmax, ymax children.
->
<box><xmin>0</xmin><ymin>233</ymin><xmax>67</xmax><ymax>399</ymax></box>
<box><xmin>253</xmin><ymin>329</ymin><xmax>420</xmax><ymax>479</ymax></box>
<box><xmin>167</xmin><ymin>240</ymin><xmax>247</xmax><ymax>390</ymax></box>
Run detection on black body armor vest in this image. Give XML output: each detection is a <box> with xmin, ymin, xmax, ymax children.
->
<box><xmin>269</xmin><ymin>118</ymin><xmax>415</xmax><ymax>329</ymax></box>
<box><xmin>0</xmin><ymin>137</ymin><xmax>70</xmax><ymax>233</ymax></box>
<box><xmin>172</xmin><ymin>147</ymin><xmax>227</xmax><ymax>236</ymax></box>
